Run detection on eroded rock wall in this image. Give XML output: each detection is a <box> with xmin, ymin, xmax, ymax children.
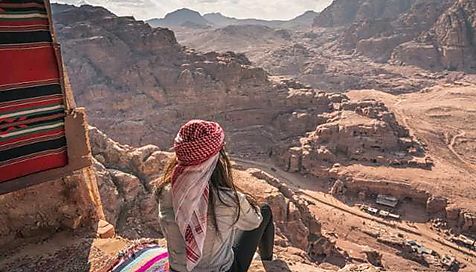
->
<box><xmin>313</xmin><ymin>0</ymin><xmax>415</xmax><ymax>28</ymax></box>
<box><xmin>0</xmin><ymin>168</ymin><xmax>104</xmax><ymax>250</ymax></box>
<box><xmin>88</xmin><ymin>126</ymin><xmax>172</xmax><ymax>238</ymax></box>
<box><xmin>314</xmin><ymin>0</ymin><xmax>476</xmax><ymax>71</ymax></box>
<box><xmin>50</xmin><ymin>4</ymin><xmax>351</xmax><ymax>162</ymax></box>
<box><xmin>392</xmin><ymin>0</ymin><xmax>476</xmax><ymax>70</ymax></box>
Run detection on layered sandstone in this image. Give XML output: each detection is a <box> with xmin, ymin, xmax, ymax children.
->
<box><xmin>53</xmin><ymin>4</ymin><xmax>377</xmax><ymax>162</ymax></box>
<box><xmin>89</xmin><ymin>126</ymin><xmax>171</xmax><ymax>238</ymax></box>
<box><xmin>52</xmin><ymin>4</ymin><xmax>279</xmax><ymax>153</ymax></box>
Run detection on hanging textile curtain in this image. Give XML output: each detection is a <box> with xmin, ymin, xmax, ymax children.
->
<box><xmin>0</xmin><ymin>0</ymin><xmax>91</xmax><ymax>194</ymax></box>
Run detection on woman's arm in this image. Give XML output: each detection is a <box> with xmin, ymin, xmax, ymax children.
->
<box><xmin>235</xmin><ymin>192</ymin><xmax>263</xmax><ymax>231</ymax></box>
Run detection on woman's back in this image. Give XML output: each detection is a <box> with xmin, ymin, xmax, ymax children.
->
<box><xmin>158</xmin><ymin>184</ymin><xmax>262</xmax><ymax>272</ymax></box>
<box><xmin>157</xmin><ymin>120</ymin><xmax>274</xmax><ymax>272</ymax></box>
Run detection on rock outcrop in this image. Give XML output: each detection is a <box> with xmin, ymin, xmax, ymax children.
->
<box><xmin>51</xmin><ymin>4</ymin><xmax>277</xmax><ymax>155</ymax></box>
<box><xmin>277</xmin><ymin>97</ymin><xmax>428</xmax><ymax>178</ymax></box>
<box><xmin>89</xmin><ymin>126</ymin><xmax>171</xmax><ymax>238</ymax></box>
<box><xmin>244</xmin><ymin>168</ymin><xmax>332</xmax><ymax>255</ymax></box>
<box><xmin>53</xmin><ymin>4</ymin><xmax>370</xmax><ymax>162</ymax></box>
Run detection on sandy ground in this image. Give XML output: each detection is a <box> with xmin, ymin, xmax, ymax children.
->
<box><xmin>346</xmin><ymin>83</ymin><xmax>476</xmax><ymax>213</ymax></box>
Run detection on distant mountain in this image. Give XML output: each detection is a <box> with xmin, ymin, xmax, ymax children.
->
<box><xmin>147</xmin><ymin>9</ymin><xmax>318</xmax><ymax>29</ymax></box>
<box><xmin>203</xmin><ymin>12</ymin><xmax>285</xmax><ymax>28</ymax></box>
<box><xmin>147</xmin><ymin>8</ymin><xmax>211</xmax><ymax>28</ymax></box>
<box><xmin>280</xmin><ymin>10</ymin><xmax>319</xmax><ymax>29</ymax></box>
<box><xmin>204</xmin><ymin>10</ymin><xmax>319</xmax><ymax>29</ymax></box>
<box><xmin>292</xmin><ymin>10</ymin><xmax>319</xmax><ymax>24</ymax></box>
<box><xmin>202</xmin><ymin>12</ymin><xmax>238</xmax><ymax>26</ymax></box>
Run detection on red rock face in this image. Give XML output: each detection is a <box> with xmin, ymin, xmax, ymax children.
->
<box><xmin>313</xmin><ymin>0</ymin><xmax>476</xmax><ymax>70</ymax></box>
<box><xmin>428</xmin><ymin>0</ymin><xmax>476</xmax><ymax>69</ymax></box>
<box><xmin>313</xmin><ymin>0</ymin><xmax>415</xmax><ymax>28</ymax></box>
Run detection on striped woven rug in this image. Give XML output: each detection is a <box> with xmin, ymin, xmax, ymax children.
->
<box><xmin>110</xmin><ymin>242</ymin><xmax>170</xmax><ymax>272</ymax></box>
<box><xmin>0</xmin><ymin>0</ymin><xmax>68</xmax><ymax>183</ymax></box>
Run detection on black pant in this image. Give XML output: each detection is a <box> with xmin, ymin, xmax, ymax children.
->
<box><xmin>228</xmin><ymin>204</ymin><xmax>275</xmax><ymax>272</ymax></box>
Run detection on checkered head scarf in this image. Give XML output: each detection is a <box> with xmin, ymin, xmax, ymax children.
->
<box><xmin>171</xmin><ymin>120</ymin><xmax>225</xmax><ymax>271</ymax></box>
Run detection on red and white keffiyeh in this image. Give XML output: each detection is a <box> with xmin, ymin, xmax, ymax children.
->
<box><xmin>171</xmin><ymin>120</ymin><xmax>225</xmax><ymax>271</ymax></box>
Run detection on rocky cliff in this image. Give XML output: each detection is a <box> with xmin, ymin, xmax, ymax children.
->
<box><xmin>313</xmin><ymin>0</ymin><xmax>476</xmax><ymax>70</ymax></box>
<box><xmin>313</xmin><ymin>0</ymin><xmax>415</xmax><ymax>28</ymax></box>
<box><xmin>392</xmin><ymin>0</ymin><xmax>476</xmax><ymax>70</ymax></box>
<box><xmin>89</xmin><ymin>126</ymin><xmax>171</xmax><ymax>238</ymax></box>
<box><xmin>51</xmin><ymin>5</ymin><xmax>449</xmax><ymax>225</ymax></box>
<box><xmin>51</xmin><ymin>4</ymin><xmax>358</xmax><ymax>161</ymax></box>
<box><xmin>52</xmin><ymin>4</ymin><xmax>272</xmax><ymax>152</ymax></box>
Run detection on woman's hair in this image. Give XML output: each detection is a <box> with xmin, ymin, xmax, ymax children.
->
<box><xmin>157</xmin><ymin>148</ymin><xmax>258</xmax><ymax>233</ymax></box>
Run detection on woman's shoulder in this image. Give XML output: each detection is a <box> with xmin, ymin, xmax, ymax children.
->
<box><xmin>215</xmin><ymin>188</ymin><xmax>251</xmax><ymax>206</ymax></box>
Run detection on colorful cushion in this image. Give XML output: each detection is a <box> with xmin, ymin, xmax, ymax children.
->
<box><xmin>111</xmin><ymin>243</ymin><xmax>170</xmax><ymax>272</ymax></box>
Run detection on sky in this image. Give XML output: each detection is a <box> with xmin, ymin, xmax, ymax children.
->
<box><xmin>52</xmin><ymin>0</ymin><xmax>333</xmax><ymax>21</ymax></box>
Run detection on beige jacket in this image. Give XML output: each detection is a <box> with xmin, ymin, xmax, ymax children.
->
<box><xmin>158</xmin><ymin>185</ymin><xmax>262</xmax><ymax>272</ymax></box>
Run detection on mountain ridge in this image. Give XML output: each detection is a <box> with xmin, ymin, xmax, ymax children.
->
<box><xmin>147</xmin><ymin>8</ymin><xmax>319</xmax><ymax>29</ymax></box>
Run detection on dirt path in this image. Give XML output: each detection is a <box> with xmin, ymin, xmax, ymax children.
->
<box><xmin>448</xmin><ymin>131</ymin><xmax>475</xmax><ymax>168</ymax></box>
<box><xmin>394</xmin><ymin>94</ymin><xmax>476</xmax><ymax>173</ymax></box>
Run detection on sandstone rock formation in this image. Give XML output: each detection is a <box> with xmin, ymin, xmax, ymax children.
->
<box><xmin>54</xmin><ymin>4</ymin><xmax>380</xmax><ymax>162</ymax></box>
<box><xmin>174</xmin><ymin>24</ymin><xmax>293</xmax><ymax>57</ymax></box>
<box><xmin>244</xmin><ymin>168</ymin><xmax>334</xmax><ymax>255</ymax></box>
<box><xmin>3</xmin><ymin>2</ymin><xmax>476</xmax><ymax>271</ymax></box>
<box><xmin>172</xmin><ymin>10</ymin><xmax>445</xmax><ymax>93</ymax></box>
<box><xmin>88</xmin><ymin>126</ymin><xmax>171</xmax><ymax>238</ymax></box>
<box><xmin>313</xmin><ymin>0</ymin><xmax>414</xmax><ymax>28</ymax></box>
<box><xmin>426</xmin><ymin>196</ymin><xmax>448</xmax><ymax>214</ymax></box>
<box><xmin>52</xmin><ymin>4</ymin><xmax>282</xmax><ymax>153</ymax></box>
<box><xmin>277</xmin><ymin>97</ymin><xmax>428</xmax><ymax>178</ymax></box>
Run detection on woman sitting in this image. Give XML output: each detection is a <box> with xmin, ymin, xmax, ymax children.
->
<box><xmin>157</xmin><ymin>120</ymin><xmax>274</xmax><ymax>272</ymax></box>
